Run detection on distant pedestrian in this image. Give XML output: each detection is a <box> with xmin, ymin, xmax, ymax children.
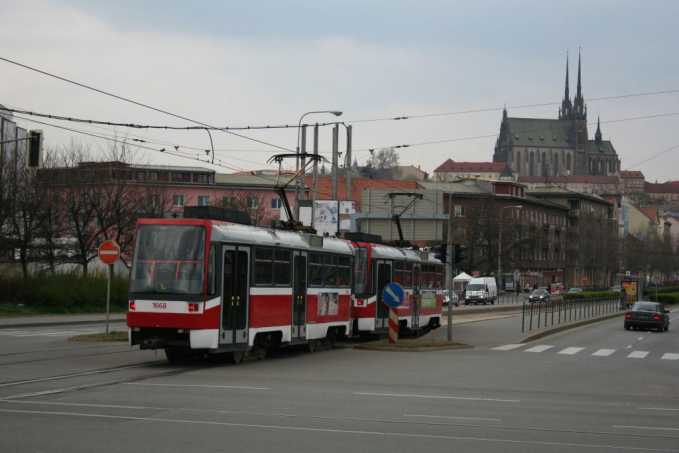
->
<box><xmin>619</xmin><ymin>288</ymin><xmax>626</xmax><ymax>310</ymax></box>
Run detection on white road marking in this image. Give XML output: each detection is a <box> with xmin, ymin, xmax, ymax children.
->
<box><xmin>123</xmin><ymin>383</ymin><xmax>270</xmax><ymax>391</ymax></box>
<box><xmin>558</xmin><ymin>347</ymin><xmax>584</xmax><ymax>355</ymax></box>
<box><xmin>614</xmin><ymin>425</ymin><xmax>679</xmax><ymax>432</ymax></box>
<box><xmin>0</xmin><ymin>408</ymin><xmax>670</xmax><ymax>452</ymax></box>
<box><xmin>628</xmin><ymin>351</ymin><xmax>649</xmax><ymax>359</ymax></box>
<box><xmin>491</xmin><ymin>344</ymin><xmax>524</xmax><ymax>351</ymax></box>
<box><xmin>637</xmin><ymin>336</ymin><xmax>644</xmax><ymax>341</ymax></box>
<box><xmin>639</xmin><ymin>407</ymin><xmax>679</xmax><ymax>412</ymax></box>
<box><xmin>626</xmin><ymin>345</ymin><xmax>632</xmax><ymax>349</ymax></box>
<box><xmin>661</xmin><ymin>353</ymin><xmax>679</xmax><ymax>360</ymax></box>
<box><xmin>592</xmin><ymin>349</ymin><xmax>616</xmax><ymax>357</ymax></box>
<box><xmin>353</xmin><ymin>392</ymin><xmax>519</xmax><ymax>403</ymax></box>
<box><xmin>524</xmin><ymin>345</ymin><xmax>553</xmax><ymax>353</ymax></box>
<box><xmin>0</xmin><ymin>399</ymin><xmax>160</xmax><ymax>410</ymax></box>
<box><xmin>404</xmin><ymin>413</ymin><xmax>501</xmax><ymax>422</ymax></box>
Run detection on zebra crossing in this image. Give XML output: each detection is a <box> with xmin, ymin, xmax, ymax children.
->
<box><xmin>491</xmin><ymin>343</ymin><xmax>679</xmax><ymax>361</ymax></box>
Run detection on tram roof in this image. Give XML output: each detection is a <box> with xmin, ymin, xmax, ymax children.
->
<box><xmin>210</xmin><ymin>222</ymin><xmax>354</xmax><ymax>255</ymax></box>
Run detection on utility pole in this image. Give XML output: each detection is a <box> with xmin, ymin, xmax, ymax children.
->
<box><xmin>331</xmin><ymin>123</ymin><xmax>339</xmax><ymax>200</ymax></box>
<box><xmin>311</xmin><ymin>123</ymin><xmax>319</xmax><ymax>228</ymax></box>
<box><xmin>295</xmin><ymin>125</ymin><xmax>307</xmax><ymax>220</ymax></box>
<box><xmin>447</xmin><ymin>194</ymin><xmax>454</xmax><ymax>342</ymax></box>
<box><xmin>345</xmin><ymin>125</ymin><xmax>352</xmax><ymax>203</ymax></box>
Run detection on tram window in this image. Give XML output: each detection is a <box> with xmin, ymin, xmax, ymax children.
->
<box><xmin>353</xmin><ymin>247</ymin><xmax>368</xmax><ymax>296</ymax></box>
<box><xmin>254</xmin><ymin>246</ymin><xmax>274</xmax><ymax>285</ymax></box>
<box><xmin>274</xmin><ymin>249</ymin><xmax>291</xmax><ymax>286</ymax></box>
<box><xmin>323</xmin><ymin>255</ymin><xmax>337</xmax><ymax>286</ymax></box>
<box><xmin>309</xmin><ymin>253</ymin><xmax>323</xmax><ymax>286</ymax></box>
<box><xmin>337</xmin><ymin>256</ymin><xmax>352</xmax><ymax>287</ymax></box>
<box><xmin>402</xmin><ymin>262</ymin><xmax>413</xmax><ymax>288</ymax></box>
<box><xmin>207</xmin><ymin>245</ymin><xmax>217</xmax><ymax>295</ymax></box>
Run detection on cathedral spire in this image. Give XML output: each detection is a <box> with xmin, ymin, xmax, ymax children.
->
<box><xmin>595</xmin><ymin>116</ymin><xmax>602</xmax><ymax>142</ymax></box>
<box><xmin>559</xmin><ymin>52</ymin><xmax>573</xmax><ymax>120</ymax></box>
<box><xmin>573</xmin><ymin>47</ymin><xmax>587</xmax><ymax>121</ymax></box>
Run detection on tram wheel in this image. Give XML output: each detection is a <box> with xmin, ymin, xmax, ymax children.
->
<box><xmin>307</xmin><ymin>340</ymin><xmax>318</xmax><ymax>353</ymax></box>
<box><xmin>230</xmin><ymin>351</ymin><xmax>245</xmax><ymax>364</ymax></box>
<box><xmin>164</xmin><ymin>347</ymin><xmax>191</xmax><ymax>365</ymax></box>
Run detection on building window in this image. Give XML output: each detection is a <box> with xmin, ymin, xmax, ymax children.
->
<box><xmin>454</xmin><ymin>205</ymin><xmax>465</xmax><ymax>217</ymax></box>
<box><xmin>197</xmin><ymin>195</ymin><xmax>209</xmax><ymax>206</ymax></box>
<box><xmin>172</xmin><ymin>194</ymin><xmax>185</xmax><ymax>207</ymax></box>
<box><xmin>271</xmin><ymin>197</ymin><xmax>282</xmax><ymax>209</ymax></box>
<box><xmin>221</xmin><ymin>196</ymin><xmax>233</xmax><ymax>207</ymax></box>
<box><xmin>247</xmin><ymin>196</ymin><xmax>259</xmax><ymax>209</ymax></box>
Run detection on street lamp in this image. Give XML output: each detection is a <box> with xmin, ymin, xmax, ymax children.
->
<box><xmin>295</xmin><ymin>110</ymin><xmax>343</xmax><ymax>220</ymax></box>
<box><xmin>498</xmin><ymin>205</ymin><xmax>523</xmax><ymax>291</ymax></box>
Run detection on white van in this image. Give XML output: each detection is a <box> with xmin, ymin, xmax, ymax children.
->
<box><xmin>464</xmin><ymin>277</ymin><xmax>498</xmax><ymax>305</ymax></box>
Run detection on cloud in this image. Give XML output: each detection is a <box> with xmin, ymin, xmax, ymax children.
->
<box><xmin>1</xmin><ymin>0</ymin><xmax>678</xmax><ymax>180</ymax></box>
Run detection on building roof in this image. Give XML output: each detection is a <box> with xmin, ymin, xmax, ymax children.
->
<box><xmin>620</xmin><ymin>170</ymin><xmax>644</xmax><ymax>179</ymax></box>
<box><xmin>527</xmin><ymin>185</ymin><xmax>612</xmax><ymax>206</ymax></box>
<box><xmin>419</xmin><ymin>180</ymin><xmax>492</xmax><ymax>194</ymax></box>
<box><xmin>304</xmin><ymin>176</ymin><xmax>419</xmax><ymax>209</ymax></box>
<box><xmin>585</xmin><ymin>139</ymin><xmax>617</xmax><ymax>155</ymax></box>
<box><xmin>215</xmin><ymin>173</ymin><xmax>281</xmax><ymax>188</ymax></box>
<box><xmin>518</xmin><ymin>175</ymin><xmax>619</xmax><ymax>184</ymax></box>
<box><xmin>645</xmin><ymin>181</ymin><xmax>679</xmax><ymax>194</ymax></box>
<box><xmin>504</xmin><ymin>117</ymin><xmax>573</xmax><ymax>148</ymax></box>
<box><xmin>433</xmin><ymin>159</ymin><xmax>508</xmax><ymax>173</ymax></box>
<box><xmin>131</xmin><ymin>164</ymin><xmax>214</xmax><ymax>173</ymax></box>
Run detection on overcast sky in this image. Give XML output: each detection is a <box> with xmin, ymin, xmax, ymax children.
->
<box><xmin>1</xmin><ymin>0</ymin><xmax>678</xmax><ymax>180</ymax></box>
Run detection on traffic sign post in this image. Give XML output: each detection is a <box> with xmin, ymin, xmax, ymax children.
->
<box><xmin>98</xmin><ymin>240</ymin><xmax>120</xmax><ymax>335</ymax></box>
<box><xmin>382</xmin><ymin>282</ymin><xmax>405</xmax><ymax>344</ymax></box>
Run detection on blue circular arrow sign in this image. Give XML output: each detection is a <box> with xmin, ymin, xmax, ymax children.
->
<box><xmin>382</xmin><ymin>282</ymin><xmax>405</xmax><ymax>308</ymax></box>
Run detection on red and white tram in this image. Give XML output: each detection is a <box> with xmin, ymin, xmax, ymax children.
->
<box><xmin>351</xmin><ymin>241</ymin><xmax>444</xmax><ymax>335</ymax></box>
<box><xmin>127</xmin><ymin>217</ymin><xmax>443</xmax><ymax>363</ymax></box>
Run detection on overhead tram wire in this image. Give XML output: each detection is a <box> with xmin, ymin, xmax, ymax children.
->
<box><xmin>627</xmin><ymin>143</ymin><xmax>679</xmax><ymax>170</ymax></box>
<box><xmin>346</xmin><ymin>88</ymin><xmax>679</xmax><ymax>124</ymax></box>
<box><xmin>0</xmin><ymin>106</ymin><xmax>341</xmax><ymax>132</ymax></box>
<box><xmin>351</xmin><ymin>111</ymin><xmax>679</xmax><ymax>154</ymax></box>
<box><xmin>13</xmin><ymin>114</ymin><xmax>252</xmax><ymax>174</ymax></box>
<box><xmin>0</xmin><ymin>56</ymin><xmax>293</xmax><ymax>153</ymax></box>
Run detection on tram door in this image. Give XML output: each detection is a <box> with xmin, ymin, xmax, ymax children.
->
<box><xmin>221</xmin><ymin>246</ymin><xmax>250</xmax><ymax>345</ymax></box>
<box><xmin>375</xmin><ymin>260</ymin><xmax>392</xmax><ymax>329</ymax></box>
<box><xmin>292</xmin><ymin>251</ymin><xmax>308</xmax><ymax>340</ymax></box>
<box><xmin>412</xmin><ymin>264</ymin><xmax>421</xmax><ymax>330</ymax></box>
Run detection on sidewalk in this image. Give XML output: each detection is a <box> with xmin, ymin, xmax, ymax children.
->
<box><xmin>0</xmin><ymin>313</ymin><xmax>127</xmax><ymax>329</ymax></box>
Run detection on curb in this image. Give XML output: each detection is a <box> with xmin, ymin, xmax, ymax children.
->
<box><xmin>449</xmin><ymin>304</ymin><xmax>522</xmax><ymax>316</ymax></box>
<box><xmin>521</xmin><ymin>311</ymin><xmax>625</xmax><ymax>343</ymax></box>
<box><xmin>353</xmin><ymin>343</ymin><xmax>473</xmax><ymax>352</ymax></box>
<box><xmin>0</xmin><ymin>316</ymin><xmax>127</xmax><ymax>330</ymax></box>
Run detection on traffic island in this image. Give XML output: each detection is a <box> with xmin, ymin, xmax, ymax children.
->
<box><xmin>521</xmin><ymin>311</ymin><xmax>625</xmax><ymax>343</ymax></box>
<box><xmin>353</xmin><ymin>337</ymin><xmax>471</xmax><ymax>352</ymax></box>
<box><xmin>69</xmin><ymin>331</ymin><xmax>128</xmax><ymax>342</ymax></box>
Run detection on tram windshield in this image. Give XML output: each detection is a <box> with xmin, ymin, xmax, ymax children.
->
<box><xmin>130</xmin><ymin>225</ymin><xmax>205</xmax><ymax>295</ymax></box>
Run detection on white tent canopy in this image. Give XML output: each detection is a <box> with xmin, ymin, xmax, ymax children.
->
<box><xmin>453</xmin><ymin>272</ymin><xmax>472</xmax><ymax>282</ymax></box>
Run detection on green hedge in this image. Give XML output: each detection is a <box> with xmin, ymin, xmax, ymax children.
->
<box><xmin>563</xmin><ymin>291</ymin><xmax>618</xmax><ymax>301</ymax></box>
<box><xmin>0</xmin><ymin>274</ymin><xmax>129</xmax><ymax>314</ymax></box>
<box><xmin>646</xmin><ymin>292</ymin><xmax>679</xmax><ymax>304</ymax></box>
<box><xmin>643</xmin><ymin>285</ymin><xmax>679</xmax><ymax>296</ymax></box>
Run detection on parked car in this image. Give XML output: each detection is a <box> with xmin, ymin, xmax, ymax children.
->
<box><xmin>464</xmin><ymin>277</ymin><xmax>497</xmax><ymax>305</ymax></box>
<box><xmin>528</xmin><ymin>287</ymin><xmax>550</xmax><ymax>303</ymax></box>
<box><xmin>567</xmin><ymin>287</ymin><xmax>583</xmax><ymax>294</ymax></box>
<box><xmin>624</xmin><ymin>301</ymin><xmax>670</xmax><ymax>332</ymax></box>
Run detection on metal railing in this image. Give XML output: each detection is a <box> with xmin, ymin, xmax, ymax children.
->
<box><xmin>521</xmin><ymin>296</ymin><xmax>622</xmax><ymax>333</ymax></box>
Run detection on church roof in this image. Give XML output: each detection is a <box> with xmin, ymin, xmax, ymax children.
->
<box><xmin>620</xmin><ymin>170</ymin><xmax>644</xmax><ymax>179</ymax></box>
<box><xmin>433</xmin><ymin>159</ymin><xmax>507</xmax><ymax>173</ymax></box>
<box><xmin>586</xmin><ymin>140</ymin><xmax>616</xmax><ymax>155</ymax></box>
<box><xmin>504</xmin><ymin>117</ymin><xmax>573</xmax><ymax>148</ymax></box>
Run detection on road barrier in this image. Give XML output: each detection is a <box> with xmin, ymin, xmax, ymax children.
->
<box><xmin>521</xmin><ymin>296</ymin><xmax>622</xmax><ymax>333</ymax></box>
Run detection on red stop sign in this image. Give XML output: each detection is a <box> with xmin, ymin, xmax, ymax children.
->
<box><xmin>98</xmin><ymin>240</ymin><xmax>120</xmax><ymax>265</ymax></box>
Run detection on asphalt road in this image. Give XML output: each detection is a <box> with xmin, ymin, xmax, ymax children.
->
<box><xmin>1</xmin><ymin>315</ymin><xmax>678</xmax><ymax>452</ymax></box>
